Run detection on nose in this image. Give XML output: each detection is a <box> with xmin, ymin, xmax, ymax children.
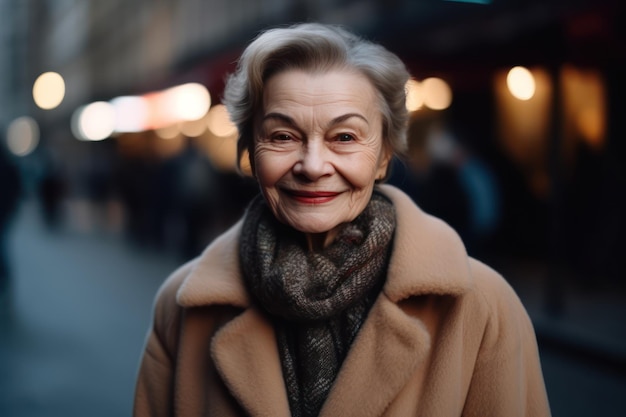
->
<box><xmin>293</xmin><ymin>140</ymin><xmax>334</xmax><ymax>180</ymax></box>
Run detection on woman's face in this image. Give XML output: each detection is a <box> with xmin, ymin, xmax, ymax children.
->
<box><xmin>254</xmin><ymin>68</ymin><xmax>391</xmax><ymax>249</ymax></box>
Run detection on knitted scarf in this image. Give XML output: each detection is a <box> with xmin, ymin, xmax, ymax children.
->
<box><xmin>240</xmin><ymin>191</ymin><xmax>396</xmax><ymax>417</ymax></box>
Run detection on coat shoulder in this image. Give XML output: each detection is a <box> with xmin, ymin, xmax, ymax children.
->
<box><xmin>154</xmin><ymin>259</ymin><xmax>197</xmax><ymax>312</ymax></box>
<box><xmin>466</xmin><ymin>257</ymin><xmax>539</xmax><ymax>357</ymax></box>
<box><xmin>149</xmin><ymin>260</ymin><xmax>198</xmax><ymax>352</ymax></box>
<box><xmin>467</xmin><ymin>258</ymin><xmax>527</xmax><ymax>317</ymax></box>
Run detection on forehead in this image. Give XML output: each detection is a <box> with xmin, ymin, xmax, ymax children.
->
<box><xmin>262</xmin><ymin>69</ymin><xmax>380</xmax><ymax>114</ymax></box>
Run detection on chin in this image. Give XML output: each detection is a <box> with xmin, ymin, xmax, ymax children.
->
<box><xmin>289</xmin><ymin>221</ymin><xmax>338</xmax><ymax>235</ymax></box>
<box><xmin>292</xmin><ymin>225</ymin><xmax>334</xmax><ymax>235</ymax></box>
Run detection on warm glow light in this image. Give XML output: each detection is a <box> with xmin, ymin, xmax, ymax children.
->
<box><xmin>198</xmin><ymin>134</ymin><xmax>238</xmax><ymax>172</ymax></box>
<box><xmin>7</xmin><ymin>116</ymin><xmax>39</xmax><ymax>156</ymax></box>
<box><xmin>561</xmin><ymin>65</ymin><xmax>606</xmax><ymax>149</ymax></box>
<box><xmin>180</xmin><ymin>119</ymin><xmax>207</xmax><ymax>137</ymax></box>
<box><xmin>507</xmin><ymin>66</ymin><xmax>536</xmax><ymax>100</ymax></box>
<box><xmin>123</xmin><ymin>83</ymin><xmax>213</xmax><ymax>130</ymax></box>
<box><xmin>577</xmin><ymin>107</ymin><xmax>603</xmax><ymax>147</ymax></box>
<box><xmin>166</xmin><ymin>83</ymin><xmax>211</xmax><ymax>122</ymax></box>
<box><xmin>155</xmin><ymin>124</ymin><xmax>180</xmax><ymax>140</ymax></box>
<box><xmin>70</xmin><ymin>82</ymin><xmax>214</xmax><ymax>139</ymax></box>
<box><xmin>206</xmin><ymin>104</ymin><xmax>238</xmax><ymax>137</ymax></box>
<box><xmin>422</xmin><ymin>77</ymin><xmax>452</xmax><ymax>110</ymax></box>
<box><xmin>33</xmin><ymin>72</ymin><xmax>65</xmax><ymax>110</ymax></box>
<box><xmin>147</xmin><ymin>92</ymin><xmax>182</xmax><ymax>130</ymax></box>
<box><xmin>111</xmin><ymin>96</ymin><xmax>149</xmax><ymax>132</ymax></box>
<box><xmin>494</xmin><ymin>67</ymin><xmax>552</xmax><ymax>197</ymax></box>
<box><xmin>198</xmin><ymin>106</ymin><xmax>239</xmax><ymax>172</ymax></box>
<box><xmin>405</xmin><ymin>79</ymin><xmax>424</xmax><ymax>112</ymax></box>
<box><xmin>73</xmin><ymin>101</ymin><xmax>116</xmax><ymax>141</ymax></box>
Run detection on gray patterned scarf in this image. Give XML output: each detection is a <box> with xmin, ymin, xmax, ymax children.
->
<box><xmin>240</xmin><ymin>191</ymin><xmax>396</xmax><ymax>417</ymax></box>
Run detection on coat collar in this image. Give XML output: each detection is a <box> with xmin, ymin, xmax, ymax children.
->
<box><xmin>176</xmin><ymin>220</ymin><xmax>248</xmax><ymax>308</ymax></box>
<box><xmin>176</xmin><ymin>184</ymin><xmax>472</xmax><ymax>308</ymax></box>
<box><xmin>378</xmin><ymin>184</ymin><xmax>472</xmax><ymax>301</ymax></box>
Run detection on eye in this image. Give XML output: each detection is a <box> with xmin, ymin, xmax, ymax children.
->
<box><xmin>271</xmin><ymin>132</ymin><xmax>294</xmax><ymax>141</ymax></box>
<box><xmin>336</xmin><ymin>133</ymin><xmax>355</xmax><ymax>142</ymax></box>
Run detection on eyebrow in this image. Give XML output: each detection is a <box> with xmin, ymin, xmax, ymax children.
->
<box><xmin>262</xmin><ymin>112</ymin><xmax>369</xmax><ymax>128</ymax></box>
<box><xmin>262</xmin><ymin>113</ymin><xmax>296</xmax><ymax>125</ymax></box>
<box><xmin>329</xmin><ymin>113</ymin><xmax>369</xmax><ymax>127</ymax></box>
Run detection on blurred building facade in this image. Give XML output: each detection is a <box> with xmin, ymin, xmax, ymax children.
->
<box><xmin>2</xmin><ymin>0</ymin><xmax>625</xmax><ymax>280</ymax></box>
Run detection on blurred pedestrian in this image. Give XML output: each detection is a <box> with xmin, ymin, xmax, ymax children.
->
<box><xmin>134</xmin><ymin>23</ymin><xmax>550</xmax><ymax>417</ymax></box>
<box><xmin>0</xmin><ymin>136</ymin><xmax>22</xmax><ymax>300</ymax></box>
<box><xmin>37</xmin><ymin>155</ymin><xmax>65</xmax><ymax>230</ymax></box>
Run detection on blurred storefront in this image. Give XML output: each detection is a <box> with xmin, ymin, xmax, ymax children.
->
<box><xmin>1</xmin><ymin>0</ymin><xmax>624</xmax><ymax>282</ymax></box>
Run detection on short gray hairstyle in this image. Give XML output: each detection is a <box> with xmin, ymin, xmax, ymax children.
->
<box><xmin>223</xmin><ymin>22</ymin><xmax>410</xmax><ymax>173</ymax></box>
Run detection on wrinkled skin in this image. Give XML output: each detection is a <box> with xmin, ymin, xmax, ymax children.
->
<box><xmin>254</xmin><ymin>69</ymin><xmax>391</xmax><ymax>251</ymax></box>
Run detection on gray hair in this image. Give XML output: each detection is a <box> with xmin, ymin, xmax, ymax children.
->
<box><xmin>222</xmin><ymin>22</ymin><xmax>410</xmax><ymax>173</ymax></box>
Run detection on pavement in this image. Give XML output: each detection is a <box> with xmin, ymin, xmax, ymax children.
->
<box><xmin>1</xmin><ymin>198</ymin><xmax>625</xmax><ymax>416</ymax></box>
<box><xmin>0</xmin><ymin>200</ymin><xmax>180</xmax><ymax>417</ymax></box>
<box><xmin>496</xmin><ymin>259</ymin><xmax>626</xmax><ymax>417</ymax></box>
<box><xmin>501</xmin><ymin>259</ymin><xmax>626</xmax><ymax>377</ymax></box>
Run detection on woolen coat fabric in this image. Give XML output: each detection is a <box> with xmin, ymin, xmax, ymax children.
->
<box><xmin>133</xmin><ymin>184</ymin><xmax>551</xmax><ymax>417</ymax></box>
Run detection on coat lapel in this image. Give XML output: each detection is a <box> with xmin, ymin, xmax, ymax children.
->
<box><xmin>210</xmin><ymin>308</ymin><xmax>292</xmax><ymax>417</ymax></box>
<box><xmin>177</xmin><ymin>221</ymin><xmax>250</xmax><ymax>309</ymax></box>
<box><xmin>319</xmin><ymin>296</ymin><xmax>432</xmax><ymax>417</ymax></box>
<box><xmin>177</xmin><ymin>221</ymin><xmax>290</xmax><ymax>416</ymax></box>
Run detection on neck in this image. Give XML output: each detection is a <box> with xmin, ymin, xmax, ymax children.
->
<box><xmin>305</xmin><ymin>230</ymin><xmax>338</xmax><ymax>251</ymax></box>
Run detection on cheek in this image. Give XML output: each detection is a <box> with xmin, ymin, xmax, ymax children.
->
<box><xmin>254</xmin><ymin>149</ymin><xmax>290</xmax><ymax>188</ymax></box>
<box><xmin>343</xmin><ymin>151</ymin><xmax>385</xmax><ymax>188</ymax></box>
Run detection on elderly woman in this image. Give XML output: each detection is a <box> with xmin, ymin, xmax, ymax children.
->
<box><xmin>134</xmin><ymin>23</ymin><xmax>551</xmax><ymax>417</ymax></box>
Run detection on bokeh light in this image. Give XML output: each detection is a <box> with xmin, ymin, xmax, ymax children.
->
<box><xmin>206</xmin><ymin>104</ymin><xmax>238</xmax><ymax>137</ymax></box>
<box><xmin>179</xmin><ymin>119</ymin><xmax>207</xmax><ymax>138</ymax></box>
<box><xmin>422</xmin><ymin>77</ymin><xmax>453</xmax><ymax>110</ymax></box>
<box><xmin>507</xmin><ymin>66</ymin><xmax>536</xmax><ymax>100</ymax></box>
<box><xmin>32</xmin><ymin>71</ymin><xmax>66</xmax><ymax>110</ymax></box>
<box><xmin>155</xmin><ymin>124</ymin><xmax>180</xmax><ymax>140</ymax></box>
<box><xmin>198</xmin><ymin>106</ymin><xmax>239</xmax><ymax>172</ymax></box>
<box><xmin>111</xmin><ymin>96</ymin><xmax>149</xmax><ymax>133</ymax></box>
<box><xmin>166</xmin><ymin>82</ymin><xmax>211</xmax><ymax>122</ymax></box>
<box><xmin>72</xmin><ymin>101</ymin><xmax>116</xmax><ymax>141</ymax></box>
<box><xmin>6</xmin><ymin>116</ymin><xmax>40</xmax><ymax>156</ymax></box>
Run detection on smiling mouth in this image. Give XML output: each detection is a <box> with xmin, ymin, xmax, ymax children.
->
<box><xmin>283</xmin><ymin>189</ymin><xmax>340</xmax><ymax>204</ymax></box>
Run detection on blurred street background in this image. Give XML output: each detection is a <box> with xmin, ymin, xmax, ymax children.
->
<box><xmin>1</xmin><ymin>0</ymin><xmax>625</xmax><ymax>416</ymax></box>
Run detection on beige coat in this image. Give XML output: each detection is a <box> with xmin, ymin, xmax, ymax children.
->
<box><xmin>133</xmin><ymin>184</ymin><xmax>551</xmax><ymax>417</ymax></box>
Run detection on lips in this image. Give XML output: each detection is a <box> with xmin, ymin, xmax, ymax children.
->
<box><xmin>283</xmin><ymin>189</ymin><xmax>340</xmax><ymax>204</ymax></box>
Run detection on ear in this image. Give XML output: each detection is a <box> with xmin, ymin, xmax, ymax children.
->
<box><xmin>375</xmin><ymin>145</ymin><xmax>393</xmax><ymax>181</ymax></box>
